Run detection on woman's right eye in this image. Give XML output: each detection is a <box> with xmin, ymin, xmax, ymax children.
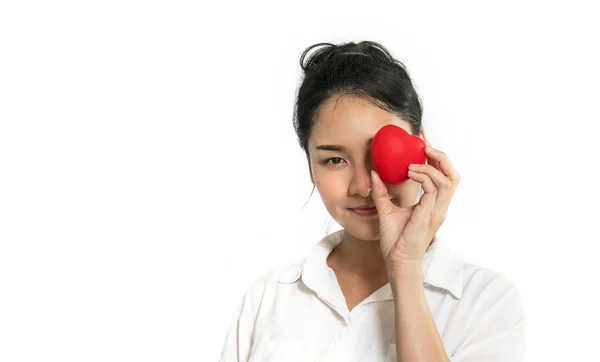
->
<box><xmin>323</xmin><ymin>157</ymin><xmax>346</xmax><ymax>165</ymax></box>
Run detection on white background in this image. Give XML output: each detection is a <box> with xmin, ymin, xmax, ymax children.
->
<box><xmin>1</xmin><ymin>1</ymin><xmax>599</xmax><ymax>361</ymax></box>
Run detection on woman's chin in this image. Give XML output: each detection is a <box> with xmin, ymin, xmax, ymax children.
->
<box><xmin>341</xmin><ymin>221</ymin><xmax>381</xmax><ymax>241</ymax></box>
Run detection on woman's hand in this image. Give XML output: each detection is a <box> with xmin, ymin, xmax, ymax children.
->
<box><xmin>371</xmin><ymin>140</ymin><xmax>461</xmax><ymax>272</ymax></box>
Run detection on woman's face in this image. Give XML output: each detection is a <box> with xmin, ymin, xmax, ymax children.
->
<box><xmin>307</xmin><ymin>95</ymin><xmax>425</xmax><ymax>241</ymax></box>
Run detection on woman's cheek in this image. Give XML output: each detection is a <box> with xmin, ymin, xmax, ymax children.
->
<box><xmin>386</xmin><ymin>182</ymin><xmax>406</xmax><ymax>197</ymax></box>
<box><xmin>388</xmin><ymin>180</ymin><xmax>420</xmax><ymax>206</ymax></box>
<box><xmin>317</xmin><ymin>176</ymin><xmax>339</xmax><ymax>198</ymax></box>
<box><xmin>315</xmin><ymin>172</ymin><xmax>346</xmax><ymax>203</ymax></box>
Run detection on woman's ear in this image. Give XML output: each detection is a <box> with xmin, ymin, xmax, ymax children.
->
<box><xmin>420</xmin><ymin>126</ymin><xmax>429</xmax><ymax>165</ymax></box>
<box><xmin>309</xmin><ymin>163</ymin><xmax>315</xmax><ymax>185</ymax></box>
<box><xmin>420</xmin><ymin>126</ymin><xmax>427</xmax><ymax>142</ymax></box>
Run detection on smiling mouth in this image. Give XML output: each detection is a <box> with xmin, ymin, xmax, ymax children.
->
<box><xmin>348</xmin><ymin>199</ymin><xmax>399</xmax><ymax>216</ymax></box>
<box><xmin>350</xmin><ymin>207</ymin><xmax>378</xmax><ymax>216</ymax></box>
<box><xmin>352</xmin><ymin>205</ymin><xmax>376</xmax><ymax>210</ymax></box>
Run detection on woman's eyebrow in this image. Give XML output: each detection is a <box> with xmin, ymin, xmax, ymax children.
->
<box><xmin>315</xmin><ymin>137</ymin><xmax>374</xmax><ymax>152</ymax></box>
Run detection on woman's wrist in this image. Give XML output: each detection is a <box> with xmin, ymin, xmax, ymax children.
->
<box><xmin>387</xmin><ymin>262</ymin><xmax>424</xmax><ymax>284</ymax></box>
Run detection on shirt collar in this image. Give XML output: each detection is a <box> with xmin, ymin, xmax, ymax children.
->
<box><xmin>278</xmin><ymin>229</ymin><xmax>464</xmax><ymax>300</ymax></box>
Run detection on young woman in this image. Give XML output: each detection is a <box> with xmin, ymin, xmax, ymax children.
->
<box><xmin>219</xmin><ymin>41</ymin><xmax>524</xmax><ymax>362</ymax></box>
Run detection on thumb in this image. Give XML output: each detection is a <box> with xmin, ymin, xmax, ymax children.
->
<box><xmin>370</xmin><ymin>170</ymin><xmax>395</xmax><ymax>217</ymax></box>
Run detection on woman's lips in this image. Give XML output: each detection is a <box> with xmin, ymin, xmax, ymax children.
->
<box><xmin>349</xmin><ymin>199</ymin><xmax>397</xmax><ymax>216</ymax></box>
<box><xmin>349</xmin><ymin>207</ymin><xmax>378</xmax><ymax>216</ymax></box>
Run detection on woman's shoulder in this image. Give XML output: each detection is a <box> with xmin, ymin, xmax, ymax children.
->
<box><xmin>430</xmin><ymin>240</ymin><xmax>521</xmax><ymax>304</ymax></box>
<box><xmin>440</xmin><ymin>245</ymin><xmax>523</xmax><ymax>312</ymax></box>
<box><xmin>241</xmin><ymin>257</ymin><xmax>307</xmax><ymax>296</ymax></box>
<box><xmin>465</xmin><ymin>268</ymin><xmax>522</xmax><ymax>319</ymax></box>
<box><xmin>462</xmin><ymin>255</ymin><xmax>520</xmax><ymax>295</ymax></box>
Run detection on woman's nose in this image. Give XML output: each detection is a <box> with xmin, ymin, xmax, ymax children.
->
<box><xmin>349</xmin><ymin>164</ymin><xmax>374</xmax><ymax>197</ymax></box>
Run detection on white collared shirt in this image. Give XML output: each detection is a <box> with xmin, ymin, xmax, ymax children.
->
<box><xmin>219</xmin><ymin>229</ymin><xmax>525</xmax><ymax>362</ymax></box>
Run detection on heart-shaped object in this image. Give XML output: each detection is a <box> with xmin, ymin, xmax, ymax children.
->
<box><xmin>371</xmin><ymin>124</ymin><xmax>427</xmax><ymax>184</ymax></box>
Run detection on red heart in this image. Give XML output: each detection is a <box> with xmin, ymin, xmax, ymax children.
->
<box><xmin>371</xmin><ymin>124</ymin><xmax>426</xmax><ymax>184</ymax></box>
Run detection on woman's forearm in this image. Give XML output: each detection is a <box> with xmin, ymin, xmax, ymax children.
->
<box><xmin>389</xmin><ymin>264</ymin><xmax>450</xmax><ymax>362</ymax></box>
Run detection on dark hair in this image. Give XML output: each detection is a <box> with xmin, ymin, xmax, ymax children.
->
<box><xmin>293</xmin><ymin>41</ymin><xmax>424</xmax><ymax>206</ymax></box>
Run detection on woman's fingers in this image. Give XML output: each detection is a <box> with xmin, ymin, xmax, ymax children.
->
<box><xmin>408</xmin><ymin>163</ymin><xmax>449</xmax><ymax>189</ymax></box>
<box><xmin>407</xmin><ymin>169</ymin><xmax>437</xmax><ymax>216</ymax></box>
<box><xmin>410</xmin><ymin>145</ymin><xmax>460</xmax><ymax>217</ymax></box>
<box><xmin>370</xmin><ymin>170</ymin><xmax>397</xmax><ymax>218</ymax></box>
<box><xmin>425</xmin><ymin>146</ymin><xmax>461</xmax><ymax>184</ymax></box>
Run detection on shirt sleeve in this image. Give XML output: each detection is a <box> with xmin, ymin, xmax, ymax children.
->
<box><xmin>450</xmin><ymin>277</ymin><xmax>526</xmax><ymax>362</ymax></box>
<box><xmin>219</xmin><ymin>286</ymin><xmax>255</xmax><ymax>362</ymax></box>
<box><xmin>219</xmin><ymin>271</ymin><xmax>272</xmax><ymax>362</ymax></box>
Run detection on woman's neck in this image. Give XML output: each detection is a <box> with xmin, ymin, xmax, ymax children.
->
<box><xmin>326</xmin><ymin>232</ymin><xmax>388</xmax><ymax>280</ymax></box>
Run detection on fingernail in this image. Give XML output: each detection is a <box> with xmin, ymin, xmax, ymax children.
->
<box><xmin>408</xmin><ymin>163</ymin><xmax>419</xmax><ymax>170</ymax></box>
<box><xmin>371</xmin><ymin>170</ymin><xmax>380</xmax><ymax>181</ymax></box>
